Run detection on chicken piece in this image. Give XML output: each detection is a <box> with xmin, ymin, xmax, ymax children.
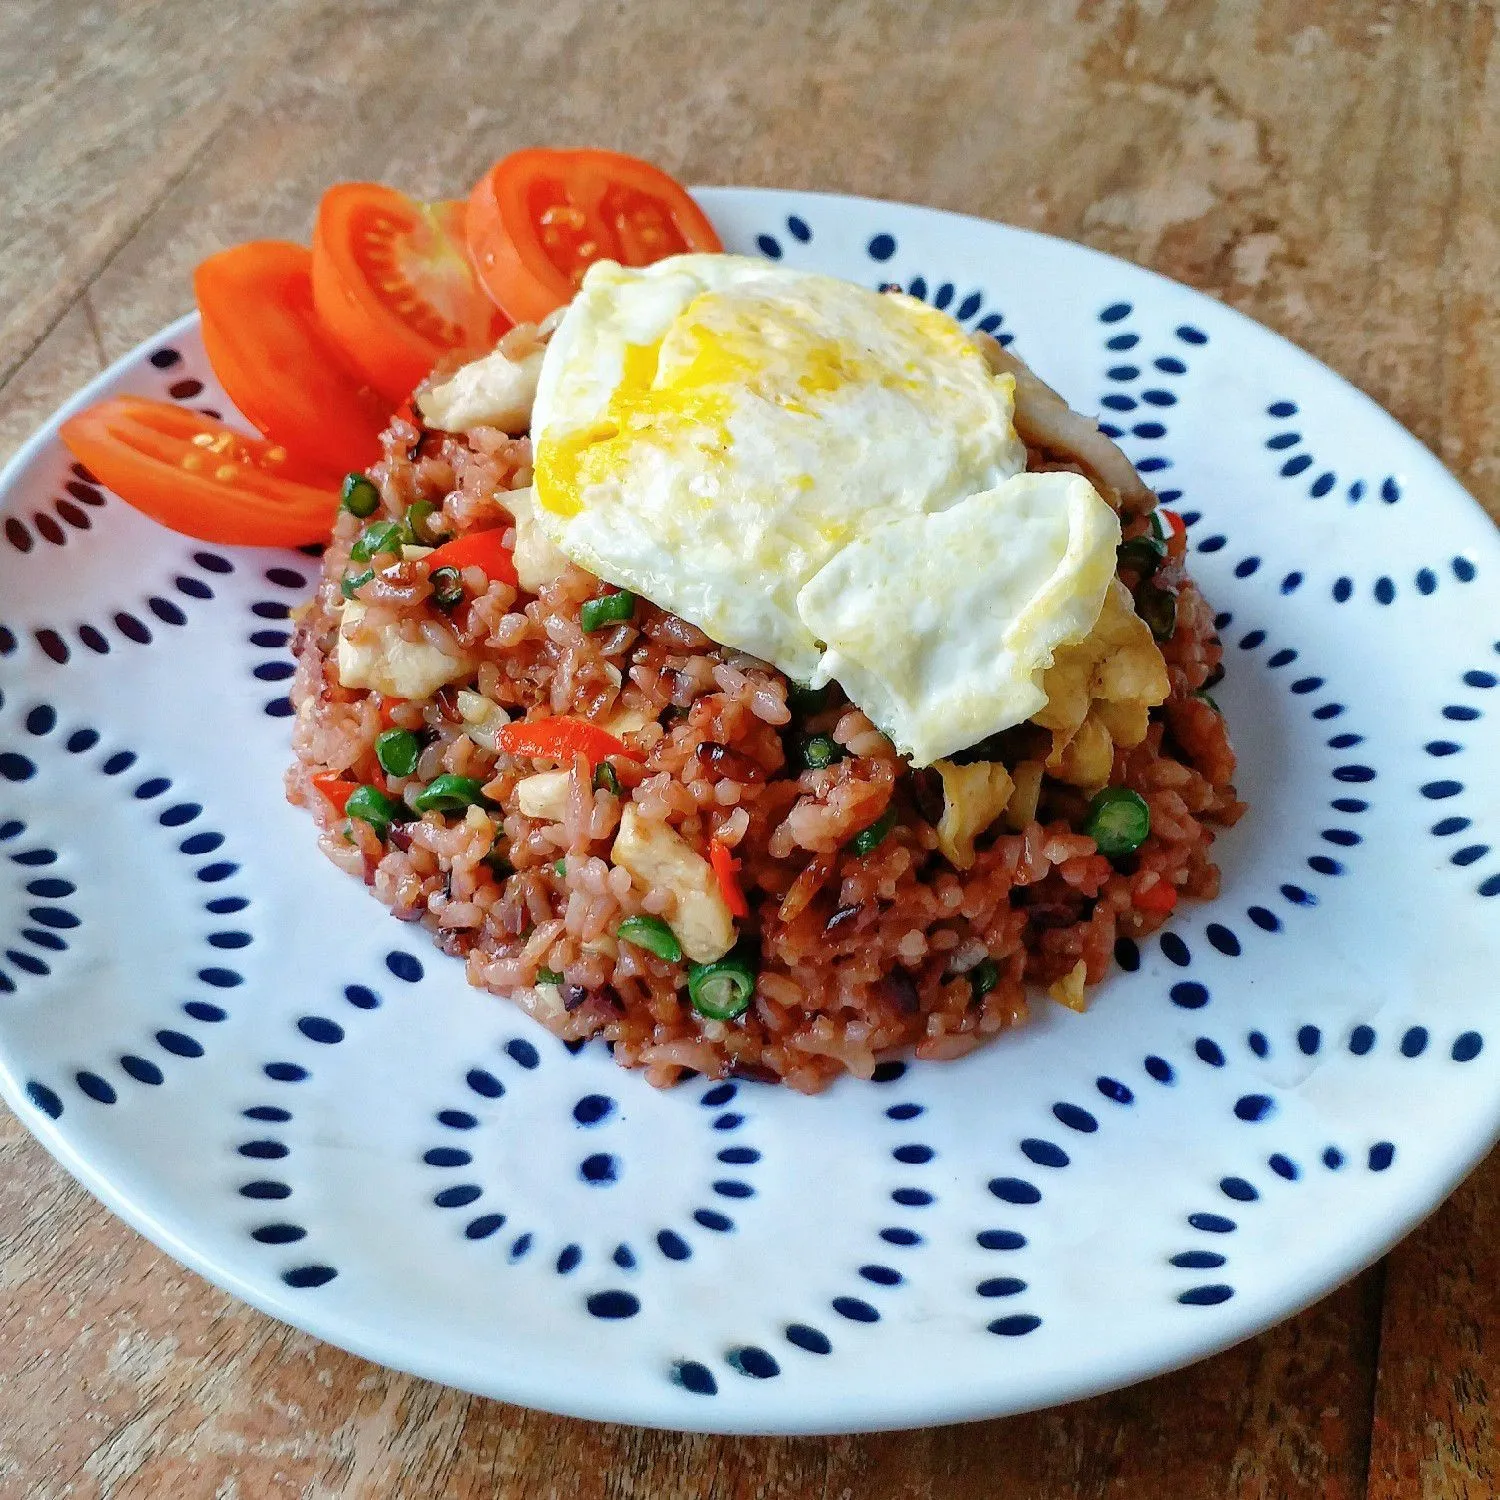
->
<box><xmin>973</xmin><ymin>333</ymin><xmax>1155</xmax><ymax>516</ymax></box>
<box><xmin>1049</xmin><ymin>959</ymin><xmax>1089</xmax><ymax>1012</ymax></box>
<box><xmin>611</xmin><ymin>806</ymin><xmax>735</xmax><ymax>963</ymax></box>
<box><xmin>1004</xmin><ymin>759</ymin><xmax>1045</xmax><ymax>832</ymax></box>
<box><xmin>456</xmin><ymin>690</ymin><xmax>509</xmax><ymax>752</ymax></box>
<box><xmin>418</xmin><ymin>346</ymin><xmax>544</xmax><ymax>435</ymax></box>
<box><xmin>1094</xmin><ymin>697</ymin><xmax>1150</xmax><ymax>750</ymax></box>
<box><xmin>604</xmin><ymin>703</ymin><xmax>657</xmax><ymax>738</ymax></box>
<box><xmin>933</xmin><ymin>760</ymin><xmax>1015</xmax><ymax>870</ymax></box>
<box><xmin>504</xmin><ymin>486</ymin><xmax>573</xmax><ymax>593</ymax></box>
<box><xmin>516</xmin><ymin>770</ymin><xmax>572</xmax><ymax>821</ymax></box>
<box><xmin>1045</xmin><ymin>710</ymin><xmax>1113</xmax><ymax>790</ymax></box>
<box><xmin>1034</xmin><ymin>580</ymin><xmax>1170</xmax><ymax>784</ymax></box>
<box><xmin>336</xmin><ymin>601</ymin><xmax>473</xmax><ymax>699</ymax></box>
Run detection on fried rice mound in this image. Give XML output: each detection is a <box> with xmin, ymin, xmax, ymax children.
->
<box><xmin>287</xmin><ymin>344</ymin><xmax>1243</xmax><ymax>1094</ymax></box>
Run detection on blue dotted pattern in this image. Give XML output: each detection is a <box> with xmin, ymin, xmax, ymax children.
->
<box><xmin>1090</xmin><ymin>304</ymin><xmax>1194</xmax><ymax>501</ymax></box>
<box><xmin>1</xmin><ymin>709</ymin><xmax>253</xmax><ymax>1098</ymax></box>
<box><xmin>0</xmin><ymin>430</ymin><xmax>235</xmax><ymax>665</ymax></box>
<box><xmin>1196</xmin><ymin>519</ymin><xmax>1467</xmax><ymax>611</ymax></box>
<box><xmin>668</xmin><ymin>1067</ymin><xmax>973</xmax><ymax>1394</ymax></box>
<box><xmin>1131</xmin><ymin>1019</ymin><xmax>1482</xmax><ymax>1306</ymax></box>
<box><xmin>235</xmin><ymin>1098</ymin><xmax>335</xmax><ymax>1290</ymax></box>
<box><xmin>752</xmin><ymin>214</ymin><xmax>814</xmax><ymax>264</ymax></box>
<box><xmin>1024</xmin><ymin>321</ymin><xmax>1481</xmax><ymax>605</ymax></box>
<box><xmin>0</xmin><ymin>806</ymin><xmax>76</xmax><ymax>993</ymax></box>
<box><xmin>230</xmin><ymin>956</ymin><xmax>429</xmax><ymax>1288</ymax></box>
<box><xmin>1208</xmin><ymin>402</ymin><xmax>1478</xmax><ymax>604</ymax></box>
<box><xmin>1144</xmin><ymin>619</ymin><xmax>1373</xmax><ymax>985</ymax></box>
<box><xmin>247</xmin><ymin>566</ymin><xmax>310</xmax><ymax>718</ymax></box>
<box><xmin>1424</xmin><ymin>653</ymin><xmax>1500</xmax><ymax>899</ymax></box>
<box><xmin>969</xmin><ymin>1020</ymin><xmax>1487</xmax><ymax>1314</ymax></box>
<box><xmin>1262</xmin><ymin>399</ymin><xmax>1404</xmax><ymax>516</ymax></box>
<box><xmin>425</xmin><ymin>1065</ymin><xmax>764</xmax><ymax>1340</ymax></box>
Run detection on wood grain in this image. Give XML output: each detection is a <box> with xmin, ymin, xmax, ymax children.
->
<box><xmin>1369</xmin><ymin>1150</ymin><xmax>1500</xmax><ymax>1500</ymax></box>
<box><xmin>1</xmin><ymin>2</ymin><xmax>1496</xmax><ymax>1495</ymax></box>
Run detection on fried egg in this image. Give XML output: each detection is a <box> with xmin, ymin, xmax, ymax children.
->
<box><xmin>529</xmin><ymin>253</ymin><xmax>1120</xmax><ymax>765</ymax></box>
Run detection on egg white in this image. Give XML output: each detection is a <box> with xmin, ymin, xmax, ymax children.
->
<box><xmin>528</xmin><ymin>253</ymin><xmax>1120</xmax><ymax>764</ymax></box>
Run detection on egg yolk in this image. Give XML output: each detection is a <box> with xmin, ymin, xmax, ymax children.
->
<box><xmin>534</xmin><ymin>287</ymin><xmax>972</xmax><ymax>520</ymax></box>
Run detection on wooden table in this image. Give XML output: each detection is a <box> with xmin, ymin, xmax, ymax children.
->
<box><xmin>2</xmin><ymin>2</ymin><xmax>1497</xmax><ymax>1494</ymax></box>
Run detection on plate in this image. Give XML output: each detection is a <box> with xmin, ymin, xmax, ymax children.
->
<box><xmin>0</xmin><ymin>188</ymin><xmax>1496</xmax><ymax>1435</ymax></box>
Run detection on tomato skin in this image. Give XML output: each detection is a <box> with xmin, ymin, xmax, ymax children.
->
<box><xmin>467</xmin><ymin>148</ymin><xmax>723</xmax><ymax>324</ymax></box>
<box><xmin>312</xmin><ymin>184</ymin><xmax>509</xmax><ymax>404</ymax></box>
<box><xmin>1132</xmin><ymin>877</ymin><xmax>1179</xmax><ymax>915</ymax></box>
<box><xmin>376</xmin><ymin>696</ymin><xmax>408</xmax><ymax>728</ymax></box>
<box><xmin>423</xmin><ymin>528</ymin><xmax>519</xmax><ymax>587</ymax></box>
<box><xmin>312</xmin><ymin>773</ymin><xmax>356</xmax><ymax>815</ymax></box>
<box><xmin>58</xmin><ymin>397</ymin><xmax>339</xmax><ymax>548</ymax></box>
<box><xmin>195</xmin><ymin>240</ymin><xmax>390</xmax><ymax>474</ymax></box>
<box><xmin>1158</xmin><ymin>508</ymin><xmax>1188</xmax><ymax>561</ymax></box>
<box><xmin>709</xmin><ymin>837</ymin><xmax>750</xmax><ymax>918</ymax></box>
<box><xmin>497</xmin><ymin>716</ymin><xmax>638</xmax><ymax>766</ymax></box>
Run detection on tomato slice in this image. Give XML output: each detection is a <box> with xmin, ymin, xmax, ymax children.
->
<box><xmin>58</xmin><ymin>398</ymin><xmax>339</xmax><ymax>547</ymax></box>
<box><xmin>466</xmin><ymin>148</ymin><xmax>723</xmax><ymax>324</ymax></box>
<box><xmin>195</xmin><ymin>240</ymin><xmax>390</xmax><ymax>475</ymax></box>
<box><xmin>312</xmin><ymin>184</ymin><xmax>510</xmax><ymax>405</ymax></box>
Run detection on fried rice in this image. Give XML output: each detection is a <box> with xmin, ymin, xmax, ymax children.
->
<box><xmin>286</xmin><ymin>333</ymin><xmax>1244</xmax><ymax>1094</ymax></box>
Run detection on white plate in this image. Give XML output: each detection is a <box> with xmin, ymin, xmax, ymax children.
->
<box><xmin>0</xmin><ymin>188</ymin><xmax>1496</xmax><ymax>1435</ymax></box>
